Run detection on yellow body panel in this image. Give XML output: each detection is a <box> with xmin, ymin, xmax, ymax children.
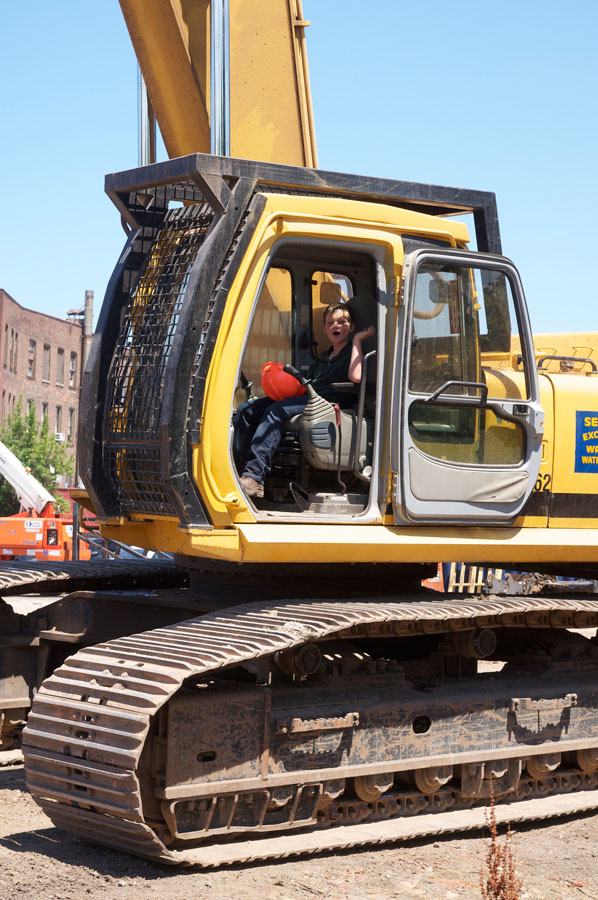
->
<box><xmin>119</xmin><ymin>0</ymin><xmax>317</xmax><ymax>166</ymax></box>
<box><xmin>512</xmin><ymin>368</ymin><xmax>598</xmax><ymax>529</ymax></box>
<box><xmin>544</xmin><ymin>370</ymin><xmax>598</xmax><ymax>525</ymax></box>
<box><xmin>511</xmin><ymin>332</ymin><xmax>598</xmax><ymax>374</ymax></box>
<box><xmin>99</xmin><ymin>517</ymin><xmax>598</xmax><ymax>566</ymax></box>
<box><xmin>533</xmin><ymin>332</ymin><xmax>598</xmax><ymax>371</ymax></box>
<box><xmin>513</xmin><ymin>373</ymin><xmax>553</xmax><ymax>528</ymax></box>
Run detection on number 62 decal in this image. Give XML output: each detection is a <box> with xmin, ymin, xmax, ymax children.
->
<box><xmin>534</xmin><ymin>473</ymin><xmax>552</xmax><ymax>492</ymax></box>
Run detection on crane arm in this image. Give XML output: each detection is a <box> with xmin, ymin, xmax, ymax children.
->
<box><xmin>119</xmin><ymin>0</ymin><xmax>317</xmax><ymax>167</ymax></box>
<box><xmin>0</xmin><ymin>440</ymin><xmax>55</xmax><ymax>514</ymax></box>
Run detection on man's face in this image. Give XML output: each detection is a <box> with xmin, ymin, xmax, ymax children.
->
<box><xmin>323</xmin><ymin>309</ymin><xmax>354</xmax><ymax>347</ymax></box>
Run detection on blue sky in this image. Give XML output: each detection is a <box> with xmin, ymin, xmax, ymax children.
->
<box><xmin>1</xmin><ymin>1</ymin><xmax>596</xmax><ymax>333</ymax></box>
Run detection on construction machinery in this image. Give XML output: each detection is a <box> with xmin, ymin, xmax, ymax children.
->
<box><xmin>0</xmin><ymin>439</ymin><xmax>89</xmax><ymax>563</ymax></box>
<box><xmin>0</xmin><ymin>440</ymin><xmax>94</xmax><ymax>750</ymax></box>
<box><xmin>2</xmin><ymin>0</ymin><xmax>597</xmax><ymax>870</ymax></box>
<box><xmin>13</xmin><ymin>151</ymin><xmax>598</xmax><ymax>866</ymax></box>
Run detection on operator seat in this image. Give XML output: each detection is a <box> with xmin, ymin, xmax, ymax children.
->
<box><xmin>289</xmin><ymin>294</ymin><xmax>377</xmax><ymax>476</ymax></box>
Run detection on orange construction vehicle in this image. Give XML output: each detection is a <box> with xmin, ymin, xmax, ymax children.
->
<box><xmin>0</xmin><ymin>440</ymin><xmax>89</xmax><ymax>561</ymax></box>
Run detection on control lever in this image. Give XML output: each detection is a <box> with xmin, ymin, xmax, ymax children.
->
<box><xmin>283</xmin><ymin>364</ymin><xmax>310</xmax><ymax>387</ymax></box>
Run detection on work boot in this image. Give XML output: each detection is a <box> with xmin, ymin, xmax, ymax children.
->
<box><xmin>239</xmin><ymin>474</ymin><xmax>264</xmax><ymax>498</ymax></box>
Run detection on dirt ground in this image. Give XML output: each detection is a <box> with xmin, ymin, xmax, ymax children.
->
<box><xmin>2</xmin><ymin>759</ymin><xmax>598</xmax><ymax>900</ymax></box>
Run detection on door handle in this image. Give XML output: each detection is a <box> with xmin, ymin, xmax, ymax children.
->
<box><xmin>424</xmin><ymin>380</ymin><xmax>488</xmax><ymax>406</ymax></box>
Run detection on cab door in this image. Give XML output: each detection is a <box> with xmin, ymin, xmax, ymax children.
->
<box><xmin>393</xmin><ymin>248</ymin><xmax>543</xmax><ymax>524</ymax></box>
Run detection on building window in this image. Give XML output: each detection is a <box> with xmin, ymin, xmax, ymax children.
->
<box><xmin>68</xmin><ymin>408</ymin><xmax>75</xmax><ymax>442</ymax></box>
<box><xmin>56</xmin><ymin>347</ymin><xmax>65</xmax><ymax>385</ymax></box>
<box><xmin>27</xmin><ymin>399</ymin><xmax>35</xmax><ymax>416</ymax></box>
<box><xmin>9</xmin><ymin>331</ymin><xmax>14</xmax><ymax>373</ymax></box>
<box><xmin>42</xmin><ymin>402</ymin><xmax>48</xmax><ymax>424</ymax></box>
<box><xmin>13</xmin><ymin>333</ymin><xmax>18</xmax><ymax>374</ymax></box>
<box><xmin>27</xmin><ymin>339</ymin><xmax>36</xmax><ymax>379</ymax></box>
<box><xmin>55</xmin><ymin>405</ymin><xmax>62</xmax><ymax>435</ymax></box>
<box><xmin>43</xmin><ymin>344</ymin><xmax>51</xmax><ymax>382</ymax></box>
<box><xmin>3</xmin><ymin>325</ymin><xmax>7</xmax><ymax>368</ymax></box>
<box><xmin>69</xmin><ymin>352</ymin><xmax>77</xmax><ymax>389</ymax></box>
<box><xmin>1</xmin><ymin>391</ymin><xmax>5</xmax><ymax>420</ymax></box>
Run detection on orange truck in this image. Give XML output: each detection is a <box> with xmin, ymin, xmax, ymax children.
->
<box><xmin>0</xmin><ymin>441</ymin><xmax>89</xmax><ymax>561</ymax></box>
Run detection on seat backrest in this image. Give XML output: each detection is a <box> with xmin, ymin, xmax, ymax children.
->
<box><xmin>346</xmin><ymin>294</ymin><xmax>377</xmax><ymax>420</ymax></box>
<box><xmin>346</xmin><ymin>295</ymin><xmax>377</xmax><ymax>360</ymax></box>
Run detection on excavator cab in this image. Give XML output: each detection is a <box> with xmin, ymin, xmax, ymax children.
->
<box><xmin>234</xmin><ymin>242</ymin><xmax>378</xmax><ymax>514</ymax></box>
<box><xmin>78</xmin><ymin>155</ymin><xmax>542</xmax><ymax>557</ymax></box>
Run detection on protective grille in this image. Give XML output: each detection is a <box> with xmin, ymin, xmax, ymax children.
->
<box><xmin>104</xmin><ymin>203</ymin><xmax>213</xmax><ymax>442</ymax></box>
<box><xmin>186</xmin><ymin>207</ymin><xmax>251</xmax><ymax>434</ymax></box>
<box><xmin>103</xmin><ymin>446</ymin><xmax>173</xmax><ymax>514</ymax></box>
<box><xmin>103</xmin><ymin>203</ymin><xmax>214</xmax><ymax>514</ymax></box>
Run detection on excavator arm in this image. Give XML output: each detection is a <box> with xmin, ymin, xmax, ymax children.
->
<box><xmin>119</xmin><ymin>0</ymin><xmax>318</xmax><ymax>166</ymax></box>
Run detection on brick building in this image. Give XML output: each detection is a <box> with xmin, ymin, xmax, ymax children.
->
<box><xmin>0</xmin><ymin>289</ymin><xmax>87</xmax><ymax>488</ymax></box>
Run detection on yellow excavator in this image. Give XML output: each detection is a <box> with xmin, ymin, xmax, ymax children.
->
<box><xmin>8</xmin><ymin>0</ymin><xmax>598</xmax><ymax>868</ymax></box>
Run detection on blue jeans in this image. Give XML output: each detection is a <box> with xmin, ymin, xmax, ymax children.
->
<box><xmin>234</xmin><ymin>395</ymin><xmax>308</xmax><ymax>484</ymax></box>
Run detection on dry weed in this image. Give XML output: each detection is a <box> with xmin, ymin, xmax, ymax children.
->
<box><xmin>480</xmin><ymin>784</ymin><xmax>523</xmax><ymax>900</ymax></box>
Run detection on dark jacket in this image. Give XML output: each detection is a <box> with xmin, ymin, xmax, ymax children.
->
<box><xmin>308</xmin><ymin>343</ymin><xmax>354</xmax><ymax>407</ymax></box>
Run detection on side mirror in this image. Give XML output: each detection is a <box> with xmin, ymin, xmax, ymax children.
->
<box><xmin>428</xmin><ymin>277</ymin><xmax>451</xmax><ymax>305</ymax></box>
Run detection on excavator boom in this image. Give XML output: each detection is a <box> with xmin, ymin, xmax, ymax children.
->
<box><xmin>119</xmin><ymin>0</ymin><xmax>317</xmax><ymax>166</ymax></box>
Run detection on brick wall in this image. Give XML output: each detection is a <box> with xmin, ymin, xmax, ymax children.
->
<box><xmin>0</xmin><ymin>289</ymin><xmax>85</xmax><ymax>486</ymax></box>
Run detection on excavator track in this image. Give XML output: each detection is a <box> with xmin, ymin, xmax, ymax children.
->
<box><xmin>0</xmin><ymin>558</ymin><xmax>187</xmax><ymax>595</ymax></box>
<box><xmin>22</xmin><ymin>595</ymin><xmax>598</xmax><ymax>867</ymax></box>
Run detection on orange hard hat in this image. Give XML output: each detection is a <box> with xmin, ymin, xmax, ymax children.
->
<box><xmin>261</xmin><ymin>362</ymin><xmax>306</xmax><ymax>402</ymax></box>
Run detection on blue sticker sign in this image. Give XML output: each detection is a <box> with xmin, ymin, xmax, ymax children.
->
<box><xmin>575</xmin><ymin>411</ymin><xmax>598</xmax><ymax>472</ymax></box>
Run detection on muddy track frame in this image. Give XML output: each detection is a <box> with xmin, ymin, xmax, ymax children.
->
<box><xmin>22</xmin><ymin>595</ymin><xmax>598</xmax><ymax>867</ymax></box>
